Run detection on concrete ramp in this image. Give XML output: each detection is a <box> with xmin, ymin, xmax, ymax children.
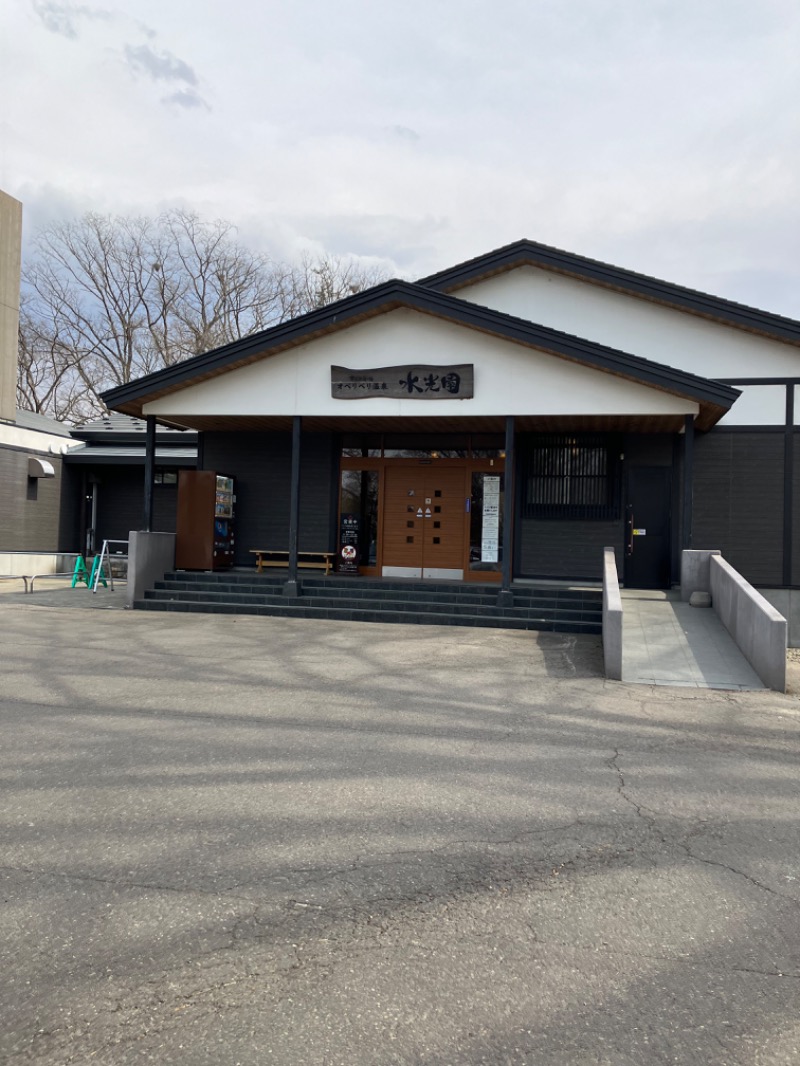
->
<box><xmin>621</xmin><ymin>589</ymin><xmax>764</xmax><ymax>689</ymax></box>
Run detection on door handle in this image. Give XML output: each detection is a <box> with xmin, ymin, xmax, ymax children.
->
<box><xmin>625</xmin><ymin>507</ymin><xmax>634</xmax><ymax>557</ymax></box>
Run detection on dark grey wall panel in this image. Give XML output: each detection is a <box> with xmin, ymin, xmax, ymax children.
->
<box><xmin>791</xmin><ymin>435</ymin><xmax>800</xmax><ymax>586</ymax></box>
<box><xmin>57</xmin><ymin>464</ymin><xmax>81</xmax><ymax>552</ymax></box>
<box><xmin>693</xmin><ymin>431</ymin><xmax>784</xmax><ymax>586</ymax></box>
<box><xmin>518</xmin><ymin>519</ymin><xmax>623</xmax><ymax>580</ymax></box>
<box><xmin>88</xmin><ymin>467</ymin><xmax>178</xmax><ymax>547</ymax></box>
<box><xmin>0</xmin><ymin>445</ymin><xmax>65</xmax><ymax>551</ymax></box>
<box><xmin>203</xmin><ymin>431</ymin><xmax>337</xmax><ymax>565</ymax></box>
<box><xmin>623</xmin><ymin>433</ymin><xmax>673</xmax><ymax>467</ymax></box>
<box><xmin>94</xmin><ymin>467</ymin><xmax>141</xmax><ymax>544</ymax></box>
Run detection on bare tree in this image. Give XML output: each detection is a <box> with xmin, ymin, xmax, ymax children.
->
<box><xmin>19</xmin><ymin>210</ymin><xmax>391</xmax><ymax>422</ymax></box>
<box><xmin>280</xmin><ymin>251</ymin><xmax>391</xmax><ymax>319</ymax></box>
<box><xmin>16</xmin><ymin>292</ymin><xmax>93</xmax><ymax>422</ymax></box>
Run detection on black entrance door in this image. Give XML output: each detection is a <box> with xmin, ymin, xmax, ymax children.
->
<box><xmin>624</xmin><ymin>467</ymin><xmax>672</xmax><ymax>589</ymax></box>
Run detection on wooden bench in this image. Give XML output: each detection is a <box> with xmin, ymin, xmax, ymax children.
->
<box><xmin>250</xmin><ymin>550</ymin><xmax>335</xmax><ymax>576</ymax></box>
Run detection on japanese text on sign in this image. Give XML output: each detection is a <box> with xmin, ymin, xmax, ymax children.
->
<box><xmin>331</xmin><ymin>364</ymin><xmax>474</xmax><ymax>400</ymax></box>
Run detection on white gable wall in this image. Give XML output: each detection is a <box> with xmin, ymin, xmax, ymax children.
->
<box><xmin>455</xmin><ymin>267</ymin><xmax>799</xmax><ymax>425</ymax></box>
<box><xmin>143</xmin><ymin>309</ymin><xmax>698</xmax><ymax>420</ymax></box>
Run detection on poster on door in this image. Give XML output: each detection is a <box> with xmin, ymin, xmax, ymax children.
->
<box><xmin>339</xmin><ymin>513</ymin><xmax>360</xmax><ymax>574</ymax></box>
<box><xmin>482</xmin><ymin>476</ymin><xmax>501</xmax><ymax>562</ymax></box>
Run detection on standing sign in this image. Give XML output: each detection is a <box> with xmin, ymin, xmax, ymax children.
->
<box><xmin>339</xmin><ymin>513</ymin><xmax>360</xmax><ymax>574</ymax></box>
<box><xmin>481</xmin><ymin>476</ymin><xmax>501</xmax><ymax>563</ymax></box>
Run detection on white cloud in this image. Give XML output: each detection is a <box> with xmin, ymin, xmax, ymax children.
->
<box><xmin>124</xmin><ymin>43</ymin><xmax>198</xmax><ymax>86</ymax></box>
<box><xmin>2</xmin><ymin>0</ymin><xmax>799</xmax><ymax>315</ymax></box>
<box><xmin>31</xmin><ymin>0</ymin><xmax>113</xmax><ymax>39</ymax></box>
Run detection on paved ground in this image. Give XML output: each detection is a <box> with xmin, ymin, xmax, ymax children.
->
<box><xmin>622</xmin><ymin>589</ymin><xmax>765</xmax><ymax>689</ymax></box>
<box><xmin>2</xmin><ymin>600</ymin><xmax>800</xmax><ymax>1065</ymax></box>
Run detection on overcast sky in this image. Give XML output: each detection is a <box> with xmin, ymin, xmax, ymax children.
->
<box><xmin>2</xmin><ymin>0</ymin><xmax>799</xmax><ymax>316</ymax></box>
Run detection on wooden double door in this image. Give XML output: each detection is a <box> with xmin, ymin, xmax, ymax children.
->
<box><xmin>382</xmin><ymin>465</ymin><xmax>467</xmax><ymax>579</ymax></box>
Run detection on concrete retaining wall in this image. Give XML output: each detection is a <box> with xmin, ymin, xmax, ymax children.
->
<box><xmin>757</xmin><ymin>588</ymin><xmax>800</xmax><ymax>649</ymax></box>
<box><xmin>680</xmin><ymin>549</ymin><xmax>721</xmax><ymax>602</ymax></box>
<box><xmin>602</xmin><ymin>547</ymin><xmax>623</xmax><ymax>681</ymax></box>
<box><xmin>710</xmin><ymin>555</ymin><xmax>787</xmax><ymax>691</ymax></box>
<box><xmin>0</xmin><ymin>551</ymin><xmax>80</xmax><ymax>576</ymax></box>
<box><xmin>127</xmin><ymin>531</ymin><xmax>175</xmax><ymax>610</ymax></box>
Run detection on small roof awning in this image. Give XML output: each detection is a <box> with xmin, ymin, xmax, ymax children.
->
<box><xmin>27</xmin><ymin>457</ymin><xmax>55</xmax><ymax>478</ymax></box>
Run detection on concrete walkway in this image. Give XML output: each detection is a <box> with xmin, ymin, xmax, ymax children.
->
<box><xmin>0</xmin><ymin>575</ymin><xmax>127</xmax><ymax>609</ymax></box>
<box><xmin>622</xmin><ymin>589</ymin><xmax>764</xmax><ymax>689</ymax></box>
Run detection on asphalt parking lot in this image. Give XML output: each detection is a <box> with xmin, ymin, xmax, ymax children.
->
<box><xmin>2</xmin><ymin>599</ymin><xmax>800</xmax><ymax>1064</ymax></box>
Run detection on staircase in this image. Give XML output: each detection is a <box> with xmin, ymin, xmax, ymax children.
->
<box><xmin>137</xmin><ymin>571</ymin><xmax>603</xmax><ymax>634</ymax></box>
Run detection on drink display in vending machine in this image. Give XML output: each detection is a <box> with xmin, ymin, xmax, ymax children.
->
<box><xmin>176</xmin><ymin>471</ymin><xmax>236</xmax><ymax>570</ymax></box>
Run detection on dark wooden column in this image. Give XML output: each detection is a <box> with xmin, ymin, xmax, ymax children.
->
<box><xmin>783</xmin><ymin>385</ymin><xmax>794</xmax><ymax>586</ymax></box>
<box><xmin>142</xmin><ymin>415</ymin><xmax>156</xmax><ymax>531</ymax></box>
<box><xmin>284</xmin><ymin>415</ymin><xmax>302</xmax><ymax>597</ymax></box>
<box><xmin>682</xmin><ymin>414</ymin><xmax>694</xmax><ymax>550</ymax></box>
<box><xmin>498</xmin><ymin>415</ymin><xmax>515</xmax><ymax>605</ymax></box>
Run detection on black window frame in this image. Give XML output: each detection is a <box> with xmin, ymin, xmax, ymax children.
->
<box><xmin>520</xmin><ymin>433</ymin><xmax>622</xmax><ymax>520</ymax></box>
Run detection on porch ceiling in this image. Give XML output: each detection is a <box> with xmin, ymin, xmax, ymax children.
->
<box><xmin>155</xmin><ymin>413</ymin><xmax>693</xmax><ymax>434</ymax></box>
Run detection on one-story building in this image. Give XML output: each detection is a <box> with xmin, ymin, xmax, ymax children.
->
<box><xmin>102</xmin><ymin>239</ymin><xmax>800</xmax><ymax>603</ymax></box>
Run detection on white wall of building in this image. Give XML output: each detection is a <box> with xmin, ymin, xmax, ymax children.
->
<box><xmin>455</xmin><ymin>266</ymin><xmax>800</xmax><ymax>426</ymax></box>
<box><xmin>143</xmin><ymin>309</ymin><xmax>699</xmax><ymax>420</ymax></box>
<box><xmin>0</xmin><ymin>421</ymin><xmax>79</xmax><ymax>454</ymax></box>
<box><xmin>716</xmin><ymin>385</ymin><xmax>786</xmax><ymax>426</ymax></box>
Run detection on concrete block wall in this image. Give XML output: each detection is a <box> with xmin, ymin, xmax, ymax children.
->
<box><xmin>680</xmin><ymin>549</ymin><xmax>721</xmax><ymax>602</ymax></box>
<box><xmin>127</xmin><ymin>531</ymin><xmax>175</xmax><ymax>609</ymax></box>
<box><xmin>757</xmin><ymin>588</ymin><xmax>800</xmax><ymax>649</ymax></box>
<box><xmin>602</xmin><ymin>547</ymin><xmax>623</xmax><ymax>681</ymax></box>
<box><xmin>0</xmin><ymin>551</ymin><xmax>80</xmax><ymax>576</ymax></box>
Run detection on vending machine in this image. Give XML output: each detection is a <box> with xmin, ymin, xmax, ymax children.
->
<box><xmin>175</xmin><ymin>471</ymin><xmax>236</xmax><ymax>570</ymax></box>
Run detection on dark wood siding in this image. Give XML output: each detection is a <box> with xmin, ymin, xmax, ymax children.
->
<box><xmin>202</xmin><ymin>431</ymin><xmax>337</xmax><ymax>566</ymax></box>
<box><xmin>693</xmin><ymin>431</ymin><xmax>784</xmax><ymax>586</ymax></box>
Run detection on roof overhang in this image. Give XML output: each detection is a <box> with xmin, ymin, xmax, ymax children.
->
<box><xmin>144</xmin><ymin>413</ymin><xmax>699</xmax><ymax>435</ymax></box>
<box><xmin>103</xmin><ymin>281</ymin><xmax>739</xmax><ymax>433</ymax></box>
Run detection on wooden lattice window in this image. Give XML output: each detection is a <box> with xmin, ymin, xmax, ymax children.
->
<box><xmin>521</xmin><ymin>434</ymin><xmax>621</xmax><ymax>520</ymax></box>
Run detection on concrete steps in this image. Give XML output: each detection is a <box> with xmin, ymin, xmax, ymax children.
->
<box><xmin>137</xmin><ymin>571</ymin><xmax>603</xmax><ymax>634</ymax></box>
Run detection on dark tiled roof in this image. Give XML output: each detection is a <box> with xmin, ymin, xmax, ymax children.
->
<box><xmin>71</xmin><ymin>411</ymin><xmax>198</xmax><ymax>442</ymax></box>
<box><xmin>14</xmin><ymin>408</ymin><xmax>74</xmax><ymax>437</ymax></box>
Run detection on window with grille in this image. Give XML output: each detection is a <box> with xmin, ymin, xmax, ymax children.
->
<box><xmin>520</xmin><ymin>434</ymin><xmax>621</xmax><ymax>519</ymax></box>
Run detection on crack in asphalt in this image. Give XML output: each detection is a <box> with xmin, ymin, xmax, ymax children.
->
<box><xmin>0</xmin><ymin>863</ymin><xmax>259</xmax><ymax>904</ymax></box>
<box><xmin>680</xmin><ymin>848</ymin><xmax>800</xmax><ymax>908</ymax></box>
<box><xmin>605</xmin><ymin>752</ymin><xmax>800</xmax><ymax>909</ymax></box>
<box><xmin>607</xmin><ymin>747</ymin><xmax>660</xmax><ymax>825</ymax></box>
